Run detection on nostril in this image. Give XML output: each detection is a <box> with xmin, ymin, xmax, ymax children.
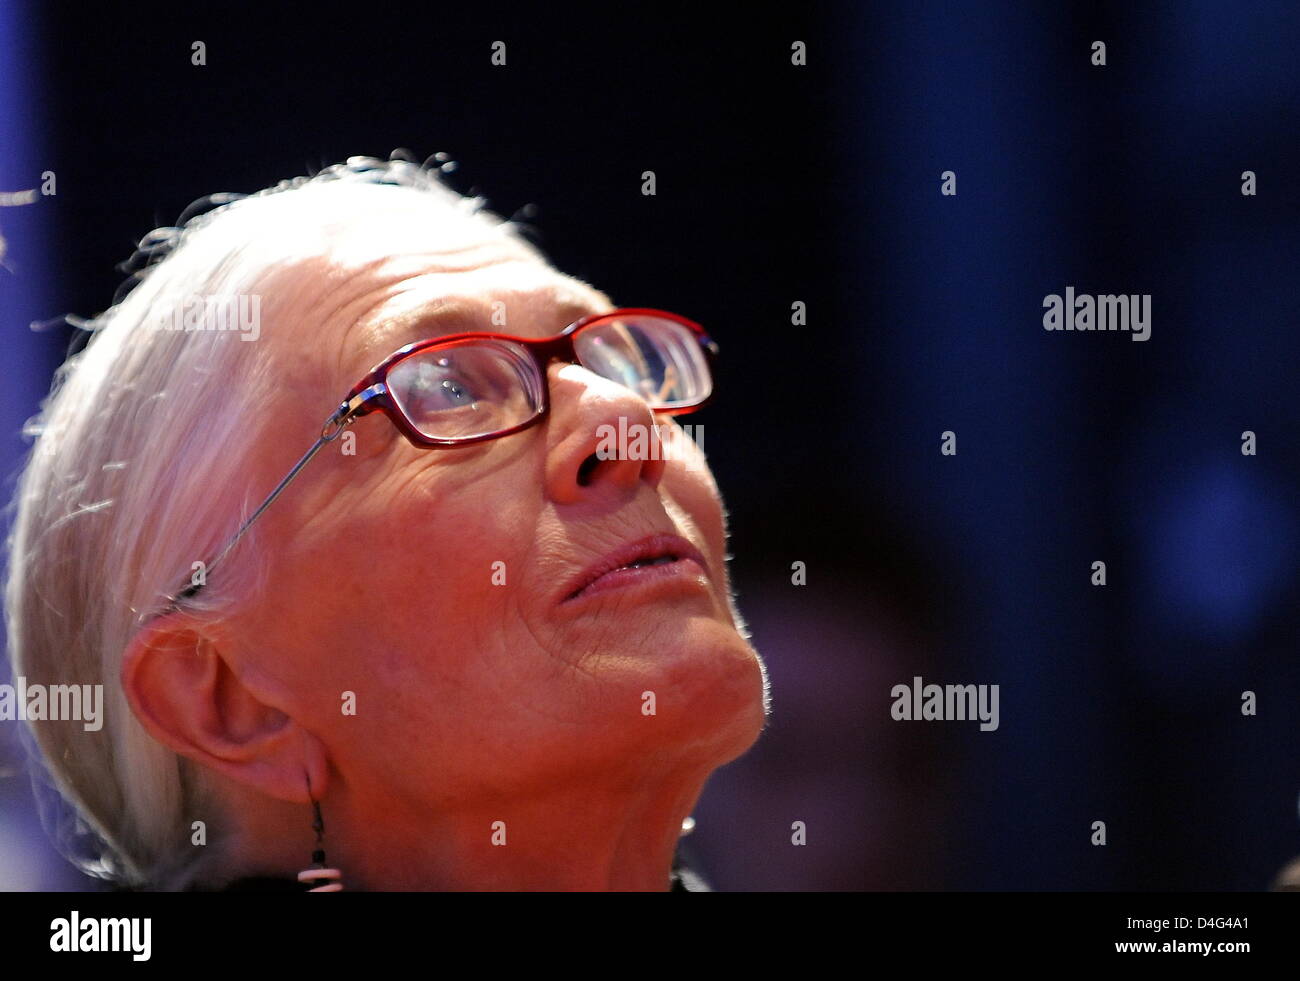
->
<box><xmin>576</xmin><ymin>453</ymin><xmax>601</xmax><ymax>486</ymax></box>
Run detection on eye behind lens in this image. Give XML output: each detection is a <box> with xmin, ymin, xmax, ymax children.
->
<box><xmin>387</xmin><ymin>339</ymin><xmax>543</xmax><ymax>440</ymax></box>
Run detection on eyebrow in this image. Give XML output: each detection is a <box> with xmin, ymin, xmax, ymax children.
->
<box><xmin>377</xmin><ymin>296</ymin><xmax>608</xmax><ymax>357</ymax></box>
<box><xmin>341</xmin><ymin>298</ymin><xmax>473</xmax><ymax>377</ymax></box>
<box><xmin>389</xmin><ymin>298</ymin><xmax>482</xmax><ymax>348</ymax></box>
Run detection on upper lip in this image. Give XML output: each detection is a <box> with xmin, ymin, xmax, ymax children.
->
<box><xmin>561</xmin><ymin>532</ymin><xmax>709</xmax><ymax>602</ymax></box>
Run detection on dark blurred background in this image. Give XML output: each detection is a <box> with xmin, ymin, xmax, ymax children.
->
<box><xmin>2</xmin><ymin>1</ymin><xmax>1297</xmax><ymax>890</ymax></box>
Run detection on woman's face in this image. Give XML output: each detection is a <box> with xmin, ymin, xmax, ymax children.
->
<box><xmin>217</xmin><ymin>192</ymin><xmax>768</xmax><ymax>819</ymax></box>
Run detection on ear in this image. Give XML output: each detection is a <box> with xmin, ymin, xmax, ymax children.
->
<box><xmin>120</xmin><ymin>613</ymin><xmax>329</xmax><ymax>805</ymax></box>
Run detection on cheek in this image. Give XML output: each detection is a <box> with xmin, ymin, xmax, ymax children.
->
<box><xmin>361</xmin><ymin>479</ymin><xmax>535</xmax><ymax>640</ymax></box>
<box><xmin>663</xmin><ymin>448</ymin><xmax>729</xmax><ymax>559</ymax></box>
<box><xmin>362</xmin><ymin>456</ymin><xmax>553</xmax><ymax>654</ymax></box>
<box><xmin>279</xmin><ymin>477</ymin><xmax>547</xmax><ymax>783</ymax></box>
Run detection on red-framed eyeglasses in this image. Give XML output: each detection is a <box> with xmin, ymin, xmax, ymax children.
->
<box><xmin>155</xmin><ymin>308</ymin><xmax>718</xmax><ymax>615</ymax></box>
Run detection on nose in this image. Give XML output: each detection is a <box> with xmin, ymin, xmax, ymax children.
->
<box><xmin>543</xmin><ymin>361</ymin><xmax>667</xmax><ymax>504</ymax></box>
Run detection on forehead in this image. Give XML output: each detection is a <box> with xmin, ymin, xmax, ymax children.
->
<box><xmin>251</xmin><ymin>182</ymin><xmax>614</xmax><ymax>378</ymax></box>
<box><xmin>350</xmin><ymin>260</ymin><xmax>613</xmax><ymax>367</ymax></box>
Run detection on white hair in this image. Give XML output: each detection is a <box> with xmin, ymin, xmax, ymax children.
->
<box><xmin>4</xmin><ymin>154</ymin><xmax>536</xmax><ymax>888</ymax></box>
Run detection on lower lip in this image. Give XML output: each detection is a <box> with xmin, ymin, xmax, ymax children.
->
<box><xmin>568</xmin><ymin>557</ymin><xmax>709</xmax><ymax>603</ymax></box>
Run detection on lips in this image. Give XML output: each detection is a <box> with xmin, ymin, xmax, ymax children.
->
<box><xmin>562</xmin><ymin>533</ymin><xmax>709</xmax><ymax>603</ymax></box>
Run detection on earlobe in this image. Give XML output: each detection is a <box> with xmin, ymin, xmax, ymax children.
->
<box><xmin>120</xmin><ymin>615</ymin><xmax>328</xmax><ymax>805</ymax></box>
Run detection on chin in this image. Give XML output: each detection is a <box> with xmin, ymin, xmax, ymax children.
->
<box><xmin>640</xmin><ymin>617</ymin><xmax>769</xmax><ymax>764</ymax></box>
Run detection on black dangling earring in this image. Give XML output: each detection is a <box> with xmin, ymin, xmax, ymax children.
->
<box><xmin>297</xmin><ymin>781</ymin><xmax>344</xmax><ymax>892</ymax></box>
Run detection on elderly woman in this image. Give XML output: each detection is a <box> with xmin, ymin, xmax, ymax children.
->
<box><xmin>5</xmin><ymin>156</ymin><xmax>768</xmax><ymax>891</ymax></box>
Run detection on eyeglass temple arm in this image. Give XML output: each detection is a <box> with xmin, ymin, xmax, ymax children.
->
<box><xmin>173</xmin><ymin>430</ymin><xmax>332</xmax><ymax>600</ymax></box>
<box><xmin>168</xmin><ymin>389</ymin><xmax>380</xmax><ymax>606</ymax></box>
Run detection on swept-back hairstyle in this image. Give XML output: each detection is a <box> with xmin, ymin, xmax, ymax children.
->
<box><xmin>4</xmin><ymin>153</ymin><xmax>535</xmax><ymax>887</ymax></box>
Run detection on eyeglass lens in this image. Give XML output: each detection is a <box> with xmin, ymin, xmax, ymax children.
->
<box><xmin>385</xmin><ymin>314</ymin><xmax>710</xmax><ymax>441</ymax></box>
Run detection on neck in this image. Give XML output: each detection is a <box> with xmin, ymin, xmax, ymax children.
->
<box><xmin>355</xmin><ymin>775</ymin><xmax>707</xmax><ymax>891</ymax></box>
<box><xmin>229</xmin><ymin>768</ymin><xmax>708</xmax><ymax>891</ymax></box>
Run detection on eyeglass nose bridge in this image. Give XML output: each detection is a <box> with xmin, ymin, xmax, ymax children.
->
<box><xmin>525</xmin><ymin>330</ymin><xmax>582</xmax><ymax>378</ymax></box>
